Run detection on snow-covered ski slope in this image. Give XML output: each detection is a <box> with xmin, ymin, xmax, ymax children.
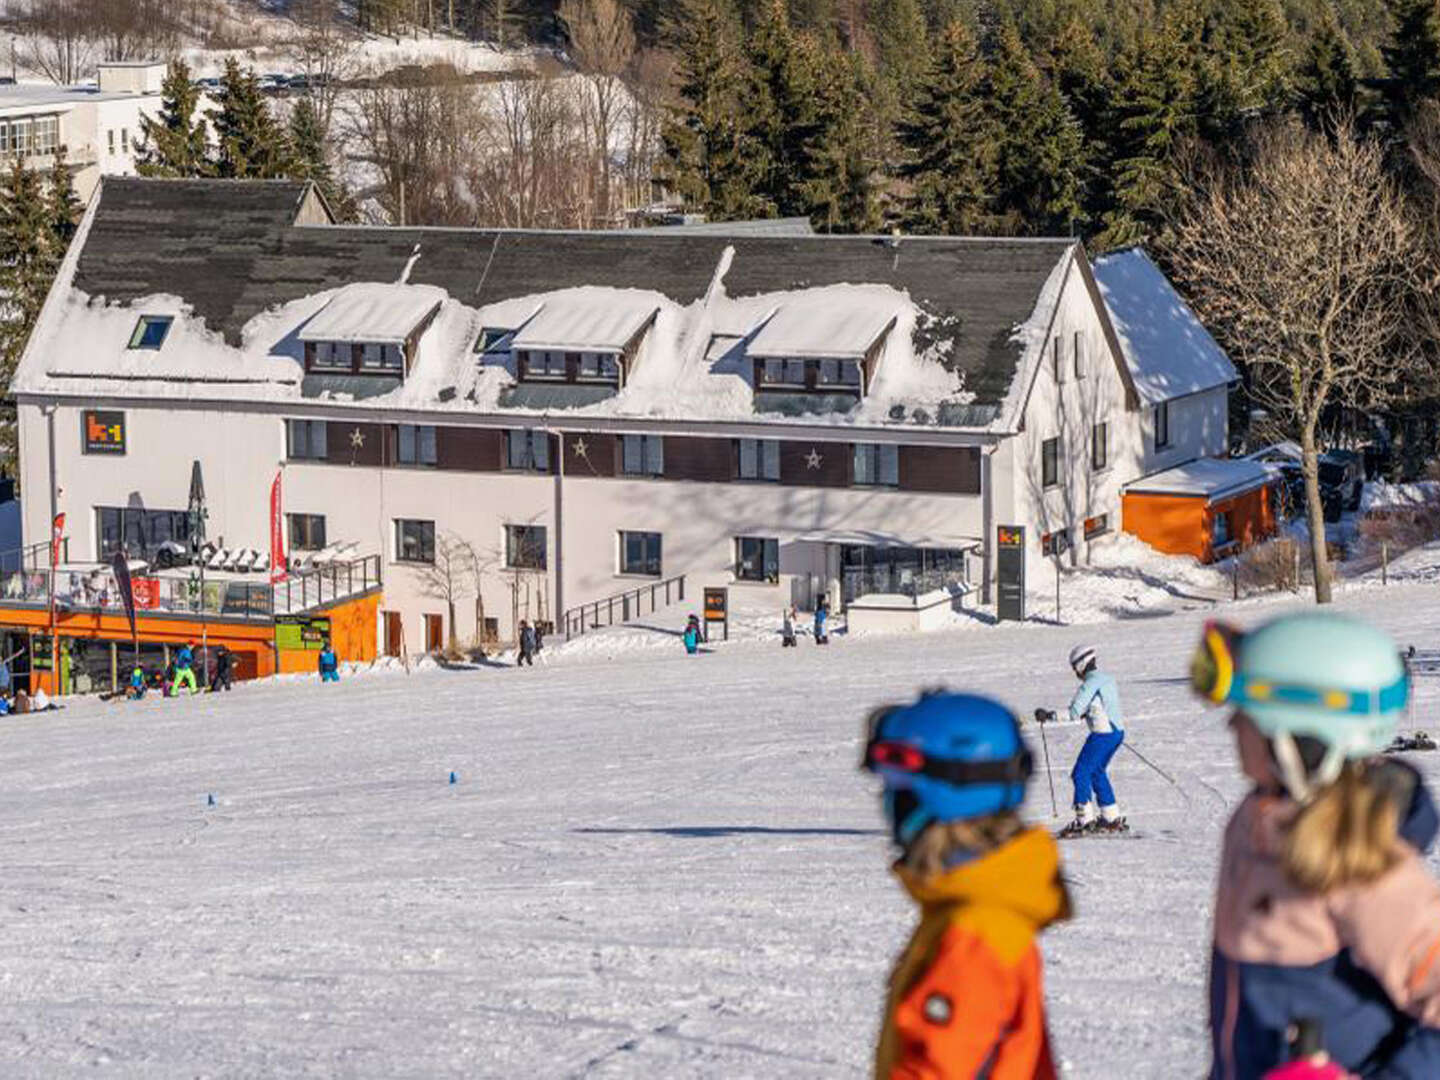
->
<box><xmin>4</xmin><ymin>583</ymin><xmax>1440</xmax><ymax>1077</ymax></box>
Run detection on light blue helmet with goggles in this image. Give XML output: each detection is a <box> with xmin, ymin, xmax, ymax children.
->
<box><xmin>862</xmin><ymin>692</ymin><xmax>1032</xmax><ymax>847</ymax></box>
<box><xmin>1193</xmin><ymin>612</ymin><xmax>1408</xmax><ymax>796</ymax></box>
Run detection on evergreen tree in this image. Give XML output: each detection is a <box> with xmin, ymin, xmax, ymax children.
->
<box><xmin>747</xmin><ymin>0</ymin><xmax>819</xmax><ymax>217</ymax></box>
<box><xmin>1193</xmin><ymin>0</ymin><xmax>1290</xmax><ymax>143</ymax></box>
<box><xmin>1299</xmin><ymin>4</ymin><xmax>1360</xmax><ymax>129</ymax></box>
<box><xmin>0</xmin><ymin>158</ymin><xmax>60</xmax><ymax>470</ymax></box>
<box><xmin>135</xmin><ymin>59</ymin><xmax>211</xmax><ymax>178</ymax></box>
<box><xmin>1100</xmin><ymin>15</ymin><xmax>1197</xmax><ymax>248</ymax></box>
<box><xmin>288</xmin><ymin>97</ymin><xmax>357</xmax><ymax>222</ymax></box>
<box><xmin>1383</xmin><ymin>0</ymin><xmax>1440</xmax><ymax>124</ymax></box>
<box><xmin>658</xmin><ymin>0</ymin><xmax>767</xmax><ymax>219</ymax></box>
<box><xmin>987</xmin><ymin>22</ymin><xmax>1087</xmax><ymax>235</ymax></box>
<box><xmin>804</xmin><ymin>44</ymin><xmax>881</xmax><ymax>232</ymax></box>
<box><xmin>208</xmin><ymin>59</ymin><xmax>293</xmax><ymax>180</ymax></box>
<box><xmin>873</xmin><ymin>0</ymin><xmax>932</xmax><ymax>104</ymax></box>
<box><xmin>897</xmin><ymin>20</ymin><xmax>993</xmax><ymax>234</ymax></box>
<box><xmin>46</xmin><ymin>147</ymin><xmax>80</xmax><ymax>255</ymax></box>
<box><xmin>1046</xmin><ymin>16</ymin><xmax>1113</xmax><ymax>228</ymax></box>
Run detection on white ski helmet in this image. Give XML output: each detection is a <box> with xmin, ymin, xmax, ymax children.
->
<box><xmin>1069</xmin><ymin>644</ymin><xmax>1097</xmax><ymax>676</ymax></box>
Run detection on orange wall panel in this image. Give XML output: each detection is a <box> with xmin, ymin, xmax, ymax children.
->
<box><xmin>1122</xmin><ymin>492</ymin><xmax>1207</xmax><ymax>560</ymax></box>
<box><xmin>276</xmin><ymin>593</ymin><xmax>380</xmax><ymax>675</ymax></box>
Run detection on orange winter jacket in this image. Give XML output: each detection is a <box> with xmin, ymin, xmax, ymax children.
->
<box><xmin>875</xmin><ymin>827</ymin><xmax>1071</xmax><ymax>1080</ymax></box>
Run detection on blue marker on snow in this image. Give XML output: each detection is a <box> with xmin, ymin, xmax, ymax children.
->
<box><xmin>207</xmin><ymin>793</ymin><xmax>215</xmax><ymax>807</ymax></box>
<box><xmin>449</xmin><ymin>771</ymin><xmax>458</xmax><ymax>785</ymax></box>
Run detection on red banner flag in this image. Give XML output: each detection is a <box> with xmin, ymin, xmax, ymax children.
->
<box><xmin>50</xmin><ymin>512</ymin><xmax>65</xmax><ymax>566</ymax></box>
<box><xmin>269</xmin><ymin>471</ymin><xmax>287</xmax><ymax>584</ymax></box>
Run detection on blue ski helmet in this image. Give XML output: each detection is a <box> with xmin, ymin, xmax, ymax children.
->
<box><xmin>862</xmin><ymin>692</ymin><xmax>1032</xmax><ymax>847</ymax></box>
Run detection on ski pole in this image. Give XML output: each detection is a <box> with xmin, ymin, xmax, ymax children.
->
<box><xmin>1037</xmin><ymin>716</ymin><xmax>1059</xmax><ymax>817</ymax></box>
<box><xmin>1124</xmin><ymin>741</ymin><xmax>1179</xmax><ymax>787</ymax></box>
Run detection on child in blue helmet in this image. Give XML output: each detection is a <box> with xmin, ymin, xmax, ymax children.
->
<box><xmin>863</xmin><ymin>690</ymin><xmax>1071</xmax><ymax>1079</ymax></box>
<box><xmin>1194</xmin><ymin>612</ymin><xmax>1440</xmax><ymax>1079</ymax></box>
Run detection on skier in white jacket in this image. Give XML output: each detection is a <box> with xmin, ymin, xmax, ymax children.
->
<box><xmin>1057</xmin><ymin>644</ymin><xmax>1127</xmax><ymax>835</ymax></box>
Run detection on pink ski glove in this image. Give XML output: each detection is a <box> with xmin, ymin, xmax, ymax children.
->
<box><xmin>1262</xmin><ymin>1061</ymin><xmax>1352</xmax><ymax>1080</ymax></box>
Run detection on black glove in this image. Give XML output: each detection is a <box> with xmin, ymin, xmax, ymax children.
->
<box><xmin>1034</xmin><ymin>708</ymin><xmax>1056</xmax><ymax>725</ymax></box>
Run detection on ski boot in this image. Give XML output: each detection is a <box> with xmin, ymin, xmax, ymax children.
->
<box><xmin>1058</xmin><ymin>812</ymin><xmax>1096</xmax><ymax>839</ymax></box>
<box><xmin>1093</xmin><ymin>816</ymin><xmax>1130</xmax><ymax>835</ymax></box>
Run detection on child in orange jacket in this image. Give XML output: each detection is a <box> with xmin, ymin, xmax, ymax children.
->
<box><xmin>863</xmin><ymin>691</ymin><xmax>1071</xmax><ymax>1080</ymax></box>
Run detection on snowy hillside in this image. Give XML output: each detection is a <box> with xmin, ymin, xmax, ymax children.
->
<box><xmin>3</xmin><ymin>581</ymin><xmax>1440</xmax><ymax>1076</ymax></box>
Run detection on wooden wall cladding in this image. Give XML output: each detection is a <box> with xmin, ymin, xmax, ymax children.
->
<box><xmin>898</xmin><ymin>446</ymin><xmax>981</xmax><ymax>494</ymax></box>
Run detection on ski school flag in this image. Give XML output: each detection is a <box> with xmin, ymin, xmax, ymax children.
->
<box><xmin>269</xmin><ymin>470</ymin><xmax>287</xmax><ymax>584</ymax></box>
<box><xmin>49</xmin><ymin>512</ymin><xmax>65</xmax><ymax>566</ymax></box>
<box><xmin>110</xmin><ymin>550</ymin><xmax>137</xmax><ymax>642</ymax></box>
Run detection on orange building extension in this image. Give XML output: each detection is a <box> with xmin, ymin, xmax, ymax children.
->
<box><xmin>1123</xmin><ymin>482</ymin><xmax>1275</xmax><ymax>563</ymax></box>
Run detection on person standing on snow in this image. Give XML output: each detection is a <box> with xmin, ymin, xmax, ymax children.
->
<box><xmin>781</xmin><ymin>606</ymin><xmax>798</xmax><ymax>647</ymax></box>
<box><xmin>172</xmin><ymin>641</ymin><xmax>199</xmax><ymax>695</ymax></box>
<box><xmin>516</xmin><ymin>621</ymin><xmax>536</xmax><ymax>667</ymax></box>
<box><xmin>814</xmin><ymin>595</ymin><xmax>830</xmax><ymax>645</ymax></box>
<box><xmin>127</xmin><ymin>663</ymin><xmax>146</xmax><ymax>700</ymax></box>
<box><xmin>863</xmin><ymin>690</ymin><xmax>1070</xmax><ymax>1079</ymax></box>
<box><xmin>1193</xmin><ymin>612</ymin><xmax>1440</xmax><ymax>1079</ymax></box>
<box><xmin>1046</xmin><ymin>643</ymin><xmax>1127</xmax><ymax>836</ymax></box>
<box><xmin>210</xmin><ymin>645</ymin><xmax>233</xmax><ymax>692</ymax></box>
<box><xmin>317</xmin><ymin>639</ymin><xmax>339</xmax><ymax>683</ymax></box>
<box><xmin>683</xmin><ymin>615</ymin><xmax>701</xmax><ymax>655</ymax></box>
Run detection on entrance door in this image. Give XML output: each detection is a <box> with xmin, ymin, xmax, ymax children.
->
<box><xmin>424</xmin><ymin>613</ymin><xmax>443</xmax><ymax>654</ymax></box>
<box><xmin>383</xmin><ymin>611</ymin><xmax>403</xmax><ymax>657</ymax></box>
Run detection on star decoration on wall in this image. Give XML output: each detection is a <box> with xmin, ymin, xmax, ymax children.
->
<box><xmin>572</xmin><ymin>437</ymin><xmax>589</xmax><ymax>459</ymax></box>
<box><xmin>349</xmin><ymin>427</ymin><xmax>365</xmax><ymax>449</ymax></box>
<box><xmin>805</xmin><ymin>448</ymin><xmax>823</xmax><ymax>470</ymax></box>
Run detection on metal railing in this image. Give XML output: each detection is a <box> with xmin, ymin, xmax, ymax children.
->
<box><xmin>276</xmin><ymin>554</ymin><xmax>383</xmax><ymax>614</ymax></box>
<box><xmin>563</xmin><ymin>573</ymin><xmax>686</xmax><ymax>639</ymax></box>
<box><xmin>0</xmin><ymin>551</ymin><xmax>381</xmax><ymax>622</ymax></box>
<box><xmin>841</xmin><ymin>567</ymin><xmax>971</xmax><ymax>605</ymax></box>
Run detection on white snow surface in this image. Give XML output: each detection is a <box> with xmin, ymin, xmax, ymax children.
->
<box><xmin>1125</xmin><ymin>456</ymin><xmax>1272</xmax><ymax>500</ymax></box>
<box><xmin>1092</xmin><ymin>248</ymin><xmax>1237</xmax><ymax>405</ymax></box>
<box><xmin>1359</xmin><ymin>480</ymin><xmax>1440</xmax><ymax>515</ymax></box>
<box><xmin>509</xmin><ymin>289</ymin><xmax>661</xmax><ymax>353</ymax></box>
<box><xmin>7</xmin><ymin>570</ymin><xmax>1440</xmax><ymax>1076</ymax></box>
<box><xmin>298</xmin><ymin>282</ymin><xmax>447</xmax><ymax>345</ymax></box>
<box><xmin>745</xmin><ymin>287</ymin><xmax>903</xmax><ymax>360</ymax></box>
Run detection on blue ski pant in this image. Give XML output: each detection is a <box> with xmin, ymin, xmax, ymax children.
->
<box><xmin>1072</xmin><ymin>729</ymin><xmax>1124</xmax><ymax>809</ymax></box>
<box><xmin>320</xmin><ymin>669</ymin><xmax>339</xmax><ymax>683</ymax></box>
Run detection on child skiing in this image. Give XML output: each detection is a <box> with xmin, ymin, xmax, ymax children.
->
<box><xmin>1046</xmin><ymin>644</ymin><xmax>1127</xmax><ymax>836</ymax></box>
<box><xmin>172</xmin><ymin>641</ymin><xmax>198</xmax><ymax>695</ymax></box>
<box><xmin>683</xmin><ymin>615</ymin><xmax>701</xmax><ymax>655</ymax></box>
<box><xmin>782</xmin><ymin>606</ymin><xmax>797</xmax><ymax>647</ymax></box>
<box><xmin>317</xmin><ymin>639</ymin><xmax>339</xmax><ymax>683</ymax></box>
<box><xmin>863</xmin><ymin>690</ymin><xmax>1070</xmax><ymax>1079</ymax></box>
<box><xmin>1193</xmin><ymin>612</ymin><xmax>1440</xmax><ymax>1079</ymax></box>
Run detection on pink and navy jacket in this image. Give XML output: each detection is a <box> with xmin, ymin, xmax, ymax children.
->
<box><xmin>1210</xmin><ymin>763</ymin><xmax>1440</xmax><ymax>1079</ymax></box>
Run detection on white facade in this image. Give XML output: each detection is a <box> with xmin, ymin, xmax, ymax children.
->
<box><xmin>0</xmin><ymin>63</ymin><xmax>177</xmax><ymax>203</ymax></box>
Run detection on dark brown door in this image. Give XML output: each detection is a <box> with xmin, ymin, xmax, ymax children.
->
<box><xmin>383</xmin><ymin>611</ymin><xmax>403</xmax><ymax>657</ymax></box>
<box><xmin>424</xmin><ymin>614</ymin><xmax>443</xmax><ymax>653</ymax></box>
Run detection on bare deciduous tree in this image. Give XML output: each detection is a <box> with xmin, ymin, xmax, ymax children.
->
<box><xmin>1168</xmin><ymin>118</ymin><xmax>1426</xmax><ymax>603</ymax></box>
<box><xmin>7</xmin><ymin>0</ymin><xmax>92</xmax><ymax>84</ymax></box>
<box><xmin>287</xmin><ymin>0</ymin><xmax>363</xmax><ymax>138</ymax></box>
<box><xmin>419</xmin><ymin>530</ymin><xmax>473</xmax><ymax>655</ymax></box>
<box><xmin>470</xmin><ymin>76</ymin><xmax>592</xmax><ymax>228</ymax></box>
<box><xmin>559</xmin><ymin>0</ymin><xmax>635</xmax><ymax>224</ymax></box>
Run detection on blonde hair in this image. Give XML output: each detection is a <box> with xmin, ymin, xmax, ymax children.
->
<box><xmin>1282</xmin><ymin>762</ymin><xmax>1404</xmax><ymax>893</ymax></box>
<box><xmin>902</xmin><ymin>811</ymin><xmax>1025</xmax><ymax>879</ymax></box>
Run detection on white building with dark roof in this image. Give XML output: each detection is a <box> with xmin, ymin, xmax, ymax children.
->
<box><xmin>8</xmin><ymin>179</ymin><xmax>1240</xmax><ymax>669</ymax></box>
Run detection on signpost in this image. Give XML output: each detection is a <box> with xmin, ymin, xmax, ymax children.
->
<box><xmin>188</xmin><ymin>461</ymin><xmax>209</xmax><ymax>677</ymax></box>
<box><xmin>703</xmin><ymin>586</ymin><xmax>729</xmax><ymax>642</ymax></box>
<box><xmin>275</xmin><ymin>614</ymin><xmax>331</xmax><ymax>651</ymax></box>
<box><xmin>996</xmin><ymin>525</ymin><xmax>1026</xmax><ymax>622</ymax></box>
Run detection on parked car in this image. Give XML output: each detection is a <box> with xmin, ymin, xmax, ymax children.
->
<box><xmin>1319</xmin><ymin>449</ymin><xmax>1365</xmax><ymax>521</ymax></box>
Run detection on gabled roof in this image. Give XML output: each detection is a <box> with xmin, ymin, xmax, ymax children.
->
<box><xmin>1092</xmin><ymin>248</ymin><xmax>1237</xmax><ymax>404</ymax></box>
<box><xmin>299</xmin><ymin>283</ymin><xmax>445</xmax><ymax>345</ymax></box>
<box><xmin>509</xmin><ymin>290</ymin><xmax>659</xmax><ymax>353</ymax></box>
<box><xmin>747</xmin><ymin>290</ymin><xmax>902</xmax><ymax>360</ymax></box>
<box><xmin>69</xmin><ymin>180</ymin><xmax>1077</xmax><ymax>414</ymax></box>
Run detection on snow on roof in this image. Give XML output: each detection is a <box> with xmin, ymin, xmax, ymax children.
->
<box><xmin>298</xmin><ymin>283</ymin><xmax>446</xmax><ymax>345</ymax></box>
<box><xmin>1243</xmin><ymin>441</ymin><xmax>1303</xmax><ymax>466</ymax></box>
<box><xmin>1125</xmin><ymin>457</ymin><xmax>1272</xmax><ymax>502</ymax></box>
<box><xmin>1092</xmin><ymin>248</ymin><xmax>1236</xmax><ymax>405</ymax></box>
<box><xmin>509</xmin><ymin>288</ymin><xmax>660</xmax><ymax>352</ymax></box>
<box><xmin>747</xmin><ymin>290</ymin><xmax>903</xmax><ymax>359</ymax></box>
<box><xmin>1360</xmin><ymin>481</ymin><xmax>1440</xmax><ymax>516</ymax></box>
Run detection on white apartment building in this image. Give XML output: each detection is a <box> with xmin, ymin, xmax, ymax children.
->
<box><xmin>0</xmin><ymin>62</ymin><xmax>173</xmax><ymax>203</ymax></box>
<box><xmin>10</xmin><ymin>179</ymin><xmax>1237</xmax><ymax>660</ymax></box>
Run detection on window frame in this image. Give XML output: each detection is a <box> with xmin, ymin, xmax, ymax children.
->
<box><xmin>1052</xmin><ymin>334</ymin><xmax>1064</xmax><ymax>383</ymax></box>
<box><xmin>285</xmin><ymin>419</ymin><xmax>327</xmax><ymax>461</ymax></box>
<box><xmin>736</xmin><ymin>438</ymin><xmax>781</xmax><ymax>482</ymax></box>
<box><xmin>618</xmin><ymin>530</ymin><xmax>662</xmax><ymax>577</ymax></box>
<box><xmin>620</xmin><ymin>434</ymin><xmax>664</xmax><ymax>477</ymax></box>
<box><xmin>852</xmin><ymin>443</ymin><xmax>899</xmax><ymax>488</ymax></box>
<box><xmin>128</xmin><ymin>315</ymin><xmax>173</xmax><ymax>351</ymax></box>
<box><xmin>1091</xmin><ymin>421</ymin><xmax>1108</xmax><ymax>472</ymax></box>
<box><xmin>309</xmin><ymin>340</ymin><xmax>352</xmax><ymax>373</ymax></box>
<box><xmin>1041</xmin><ymin>436</ymin><xmax>1060</xmax><ymax>489</ymax></box>
<box><xmin>287</xmin><ymin>512</ymin><xmax>327</xmax><ymax>551</ymax></box>
<box><xmin>1073</xmin><ymin>330</ymin><xmax>1085</xmax><ymax>379</ymax></box>
<box><xmin>734</xmin><ymin>536</ymin><xmax>780</xmax><ymax>584</ymax></box>
<box><xmin>394</xmin><ymin>518</ymin><xmax>436</xmax><ymax>565</ymax></box>
<box><xmin>505</xmin><ymin>429</ymin><xmax>552</xmax><ymax>472</ymax></box>
<box><xmin>1084</xmin><ymin>513</ymin><xmax>1110</xmax><ymax>541</ymax></box>
<box><xmin>396</xmin><ymin>424</ymin><xmax>438</xmax><ymax>467</ymax></box>
<box><xmin>505</xmin><ymin>524</ymin><xmax>548</xmax><ymax>570</ymax></box>
<box><xmin>1154</xmin><ymin>400</ymin><xmax>1171</xmax><ymax>450</ymax></box>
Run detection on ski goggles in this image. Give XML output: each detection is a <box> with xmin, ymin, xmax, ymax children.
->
<box><xmin>861</xmin><ymin>707</ymin><xmax>1033</xmax><ymax>785</ymax></box>
<box><xmin>1190</xmin><ymin>620</ymin><xmax>1409</xmax><ymax>716</ymax></box>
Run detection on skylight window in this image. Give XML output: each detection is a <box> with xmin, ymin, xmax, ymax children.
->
<box><xmin>474</xmin><ymin>327</ymin><xmax>513</xmax><ymax>354</ymax></box>
<box><xmin>128</xmin><ymin>315</ymin><xmax>173</xmax><ymax>350</ymax></box>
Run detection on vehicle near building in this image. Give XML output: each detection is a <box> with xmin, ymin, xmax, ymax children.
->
<box><xmin>1319</xmin><ymin>449</ymin><xmax>1365</xmax><ymax>521</ymax></box>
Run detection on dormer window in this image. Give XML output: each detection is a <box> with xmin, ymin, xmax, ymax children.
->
<box><xmin>520</xmin><ymin>350</ymin><xmax>568</xmax><ymax>380</ymax></box>
<box><xmin>755</xmin><ymin>357</ymin><xmax>863</xmax><ymax>393</ymax></box>
<box><xmin>508</xmin><ymin>295</ymin><xmax>658</xmax><ymax>391</ymax></box>
<box><xmin>128</xmin><ymin>315</ymin><xmax>172</xmax><ymax>350</ymax></box>
<box><xmin>360</xmin><ymin>342</ymin><xmax>403</xmax><ymax>372</ymax></box>
<box><xmin>578</xmin><ymin>352</ymin><xmax>620</xmax><ymax>382</ymax></box>
<box><xmin>475</xmin><ymin>327</ymin><xmax>514</xmax><ymax>354</ymax></box>
<box><xmin>747</xmin><ymin>300</ymin><xmax>898</xmax><ymax>401</ymax></box>
<box><xmin>298</xmin><ymin>283</ymin><xmax>443</xmax><ymax>381</ymax></box>
<box><xmin>311</xmin><ymin>341</ymin><xmax>350</xmax><ymax>372</ymax></box>
<box><xmin>817</xmin><ymin>359</ymin><xmax>862</xmax><ymax>387</ymax></box>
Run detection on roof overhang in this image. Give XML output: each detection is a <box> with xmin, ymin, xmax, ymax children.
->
<box><xmin>792</xmin><ymin>529</ymin><xmax>981</xmax><ymax>549</ymax></box>
<box><xmin>1124</xmin><ymin>458</ymin><xmax>1272</xmax><ymax>504</ymax></box>
<box><xmin>298</xmin><ymin>283</ymin><xmax>445</xmax><ymax>345</ymax></box>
